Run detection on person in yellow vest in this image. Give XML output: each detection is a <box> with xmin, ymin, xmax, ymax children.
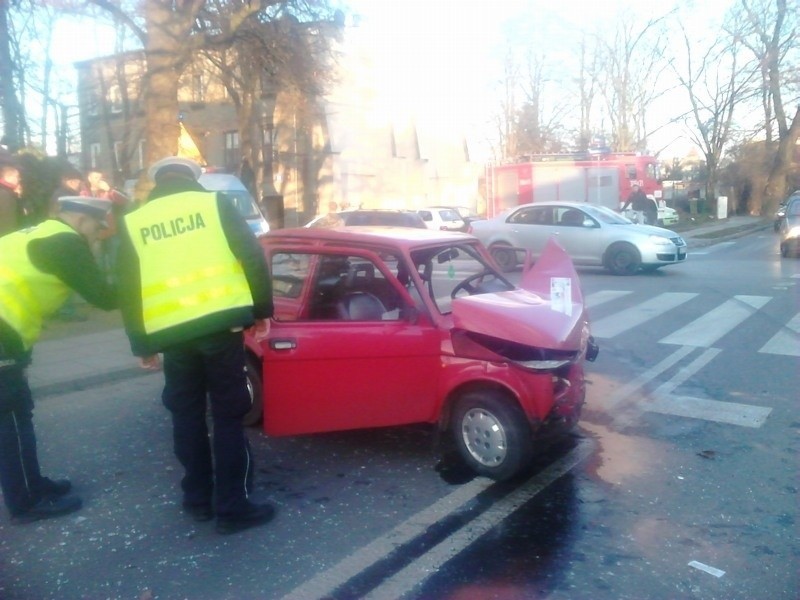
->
<box><xmin>0</xmin><ymin>196</ymin><xmax>117</xmax><ymax>523</ymax></box>
<box><xmin>115</xmin><ymin>157</ymin><xmax>274</xmax><ymax>535</ymax></box>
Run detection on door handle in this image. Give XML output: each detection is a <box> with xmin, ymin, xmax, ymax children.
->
<box><xmin>270</xmin><ymin>338</ymin><xmax>296</xmax><ymax>350</ymax></box>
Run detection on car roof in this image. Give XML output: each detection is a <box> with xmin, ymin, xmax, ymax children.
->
<box><xmin>263</xmin><ymin>226</ymin><xmax>472</xmax><ymax>250</ymax></box>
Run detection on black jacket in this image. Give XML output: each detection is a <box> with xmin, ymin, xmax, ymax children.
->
<box><xmin>116</xmin><ymin>178</ymin><xmax>273</xmax><ymax>356</ymax></box>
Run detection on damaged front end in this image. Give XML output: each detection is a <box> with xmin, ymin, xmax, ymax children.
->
<box><xmin>451</xmin><ymin>238</ymin><xmax>598</xmax><ymax>428</ymax></box>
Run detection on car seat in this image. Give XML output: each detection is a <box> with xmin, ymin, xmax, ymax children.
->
<box><xmin>336</xmin><ymin>291</ymin><xmax>386</xmax><ymax>320</ymax></box>
<box><xmin>560</xmin><ymin>209</ymin><xmax>584</xmax><ymax>226</ymax></box>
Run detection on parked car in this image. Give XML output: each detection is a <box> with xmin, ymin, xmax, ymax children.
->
<box><xmin>242</xmin><ymin>227</ymin><xmax>598</xmax><ymax>480</ymax></box>
<box><xmin>775</xmin><ymin>191</ymin><xmax>800</xmax><ymax>233</ymax></box>
<box><xmin>197</xmin><ymin>172</ymin><xmax>270</xmax><ymax>237</ymax></box>
<box><xmin>779</xmin><ymin>194</ymin><xmax>800</xmax><ymax>258</ymax></box>
<box><xmin>622</xmin><ymin>204</ymin><xmax>679</xmax><ymax>227</ymax></box>
<box><xmin>416</xmin><ymin>206</ymin><xmax>468</xmax><ymax>232</ymax></box>
<box><xmin>469</xmin><ymin>201</ymin><xmax>687</xmax><ymax>275</ymax></box>
<box><xmin>305</xmin><ymin>208</ymin><xmax>427</xmax><ymax>229</ymax></box>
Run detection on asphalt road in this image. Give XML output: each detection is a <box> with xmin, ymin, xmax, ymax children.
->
<box><xmin>0</xmin><ymin>226</ymin><xmax>796</xmax><ymax>600</ymax></box>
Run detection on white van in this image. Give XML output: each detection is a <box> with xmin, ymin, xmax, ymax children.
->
<box><xmin>198</xmin><ymin>172</ymin><xmax>270</xmax><ymax>237</ymax></box>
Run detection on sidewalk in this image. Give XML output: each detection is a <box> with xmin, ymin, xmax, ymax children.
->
<box><xmin>27</xmin><ymin>216</ymin><xmax>772</xmax><ymax>395</ymax></box>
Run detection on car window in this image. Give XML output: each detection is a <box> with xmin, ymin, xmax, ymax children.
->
<box><xmin>508</xmin><ymin>206</ymin><xmax>551</xmax><ymax>225</ymax></box>
<box><xmin>438</xmin><ymin>209</ymin><xmax>461</xmax><ymax>221</ymax></box>
<box><xmin>418</xmin><ymin>210</ymin><xmax>433</xmax><ymax>221</ymax></box>
<box><xmin>302</xmin><ymin>253</ymin><xmax>404</xmax><ymax>321</ymax></box>
<box><xmin>582</xmin><ymin>204</ymin><xmax>628</xmax><ymax>224</ymax></box>
<box><xmin>410</xmin><ymin>243</ymin><xmax>512</xmax><ymax>314</ymax></box>
<box><xmin>271</xmin><ymin>252</ymin><xmax>312</xmax><ymax>300</ymax></box>
<box><xmin>788</xmin><ymin>200</ymin><xmax>800</xmax><ymax>216</ymax></box>
<box><xmin>219</xmin><ymin>190</ymin><xmax>260</xmax><ymax>218</ymax></box>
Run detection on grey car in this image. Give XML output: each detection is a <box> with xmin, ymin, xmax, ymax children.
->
<box><xmin>469</xmin><ymin>201</ymin><xmax>687</xmax><ymax>275</ymax></box>
<box><xmin>779</xmin><ymin>194</ymin><xmax>800</xmax><ymax>258</ymax></box>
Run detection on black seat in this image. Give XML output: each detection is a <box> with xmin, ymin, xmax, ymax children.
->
<box><xmin>561</xmin><ymin>209</ymin><xmax>584</xmax><ymax>226</ymax></box>
<box><xmin>336</xmin><ymin>292</ymin><xmax>386</xmax><ymax>320</ymax></box>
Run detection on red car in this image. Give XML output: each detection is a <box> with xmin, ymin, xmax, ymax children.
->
<box><xmin>243</xmin><ymin>227</ymin><xmax>598</xmax><ymax>481</ymax></box>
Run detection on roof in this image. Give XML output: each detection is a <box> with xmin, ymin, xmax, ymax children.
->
<box><xmin>263</xmin><ymin>225</ymin><xmax>473</xmax><ymax>250</ymax></box>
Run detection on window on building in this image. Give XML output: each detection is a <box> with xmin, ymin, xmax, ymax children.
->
<box><xmin>90</xmin><ymin>143</ymin><xmax>101</xmax><ymax>169</ymax></box>
<box><xmin>108</xmin><ymin>84</ymin><xmax>123</xmax><ymax>114</ymax></box>
<box><xmin>191</xmin><ymin>72</ymin><xmax>204</xmax><ymax>103</ymax></box>
<box><xmin>224</xmin><ymin>130</ymin><xmax>240</xmax><ymax>171</ymax></box>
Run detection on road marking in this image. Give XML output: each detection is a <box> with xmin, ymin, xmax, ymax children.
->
<box><xmin>604</xmin><ymin>345</ymin><xmax>697</xmax><ymax>412</ymax></box>
<box><xmin>651</xmin><ymin>347</ymin><xmax>722</xmax><ymax>397</ymax></box>
<box><xmin>585</xmin><ymin>290</ymin><xmax>632</xmax><ymax>309</ymax></box>
<box><xmin>759</xmin><ymin>312</ymin><xmax>800</xmax><ymax>356</ymax></box>
<box><xmin>591</xmin><ymin>292</ymin><xmax>697</xmax><ymax>338</ymax></box>
<box><xmin>648</xmin><ymin>395</ymin><xmax>772</xmax><ymax>428</ymax></box>
<box><xmin>659</xmin><ymin>295</ymin><xmax>771</xmax><ymax>347</ymax></box>
<box><xmin>279</xmin><ymin>477</ymin><xmax>494</xmax><ymax>600</ymax></box>
<box><xmin>363</xmin><ymin>438</ymin><xmax>596</xmax><ymax>600</ymax></box>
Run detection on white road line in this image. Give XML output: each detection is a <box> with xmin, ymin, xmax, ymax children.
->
<box><xmin>585</xmin><ymin>290</ymin><xmax>632</xmax><ymax>309</ymax></box>
<box><xmin>603</xmin><ymin>345</ymin><xmax>697</xmax><ymax>412</ymax></box>
<box><xmin>279</xmin><ymin>477</ymin><xmax>494</xmax><ymax>600</ymax></box>
<box><xmin>363</xmin><ymin>438</ymin><xmax>596</xmax><ymax>600</ymax></box>
<box><xmin>648</xmin><ymin>395</ymin><xmax>772</xmax><ymax>428</ymax></box>
<box><xmin>759</xmin><ymin>312</ymin><xmax>800</xmax><ymax>356</ymax></box>
<box><xmin>651</xmin><ymin>348</ymin><xmax>722</xmax><ymax>397</ymax></box>
<box><xmin>659</xmin><ymin>295</ymin><xmax>771</xmax><ymax>347</ymax></box>
<box><xmin>590</xmin><ymin>292</ymin><xmax>697</xmax><ymax>338</ymax></box>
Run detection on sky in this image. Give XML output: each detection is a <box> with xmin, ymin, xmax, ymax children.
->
<box><xmin>45</xmin><ymin>0</ymin><xmax>737</xmax><ymax>161</ymax></box>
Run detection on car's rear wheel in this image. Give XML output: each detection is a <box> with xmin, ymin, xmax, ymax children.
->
<box><xmin>605</xmin><ymin>243</ymin><xmax>641</xmax><ymax>275</ymax></box>
<box><xmin>451</xmin><ymin>390</ymin><xmax>533</xmax><ymax>481</ymax></box>
<box><xmin>490</xmin><ymin>244</ymin><xmax>517</xmax><ymax>272</ymax></box>
<box><xmin>242</xmin><ymin>355</ymin><xmax>263</xmax><ymax>426</ymax></box>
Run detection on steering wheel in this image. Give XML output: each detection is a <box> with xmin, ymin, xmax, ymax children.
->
<box><xmin>451</xmin><ymin>272</ymin><xmax>489</xmax><ymax>299</ymax></box>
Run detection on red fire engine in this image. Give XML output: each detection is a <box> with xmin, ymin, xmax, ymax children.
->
<box><xmin>481</xmin><ymin>151</ymin><xmax>662</xmax><ymax>217</ymax></box>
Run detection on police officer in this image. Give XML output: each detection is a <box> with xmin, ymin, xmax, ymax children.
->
<box><xmin>0</xmin><ymin>196</ymin><xmax>117</xmax><ymax>523</ymax></box>
<box><xmin>115</xmin><ymin>157</ymin><xmax>274</xmax><ymax>534</ymax></box>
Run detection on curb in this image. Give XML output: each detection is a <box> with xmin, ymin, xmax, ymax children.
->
<box><xmin>32</xmin><ymin>366</ymin><xmax>158</xmax><ymax>398</ymax></box>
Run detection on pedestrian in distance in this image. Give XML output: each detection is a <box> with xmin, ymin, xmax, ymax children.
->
<box><xmin>620</xmin><ymin>184</ymin><xmax>658</xmax><ymax>225</ymax></box>
<box><xmin>0</xmin><ymin>196</ymin><xmax>117</xmax><ymax>523</ymax></box>
<box><xmin>115</xmin><ymin>156</ymin><xmax>275</xmax><ymax>535</ymax></box>
<box><xmin>0</xmin><ymin>151</ymin><xmax>22</xmax><ymax>237</ymax></box>
<box><xmin>86</xmin><ymin>169</ymin><xmax>131</xmax><ymax>283</ymax></box>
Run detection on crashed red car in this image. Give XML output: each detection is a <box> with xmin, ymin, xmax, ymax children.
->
<box><xmin>243</xmin><ymin>227</ymin><xmax>598</xmax><ymax>481</ymax></box>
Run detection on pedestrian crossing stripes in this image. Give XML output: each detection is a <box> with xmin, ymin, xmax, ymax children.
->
<box><xmin>660</xmin><ymin>295</ymin><xmax>771</xmax><ymax>346</ymax></box>
<box><xmin>585</xmin><ymin>291</ymin><xmax>798</xmax><ymax>357</ymax></box>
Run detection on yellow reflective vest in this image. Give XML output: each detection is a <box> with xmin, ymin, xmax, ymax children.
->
<box><xmin>124</xmin><ymin>191</ymin><xmax>253</xmax><ymax>335</ymax></box>
<box><xmin>0</xmin><ymin>221</ymin><xmax>75</xmax><ymax>350</ymax></box>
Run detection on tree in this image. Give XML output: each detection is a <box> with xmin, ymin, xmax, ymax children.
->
<box><xmin>0</xmin><ymin>0</ymin><xmax>26</xmax><ymax>150</ymax></box>
<box><xmin>670</xmin><ymin>19</ymin><xmax>759</xmax><ymax>206</ymax></box>
<box><xmin>733</xmin><ymin>0</ymin><xmax>800</xmax><ymax>212</ymax></box>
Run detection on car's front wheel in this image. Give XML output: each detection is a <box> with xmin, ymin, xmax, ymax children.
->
<box><xmin>242</xmin><ymin>355</ymin><xmax>263</xmax><ymax>426</ymax></box>
<box><xmin>451</xmin><ymin>390</ymin><xmax>533</xmax><ymax>481</ymax></box>
<box><xmin>604</xmin><ymin>242</ymin><xmax>641</xmax><ymax>275</ymax></box>
<box><xmin>490</xmin><ymin>244</ymin><xmax>517</xmax><ymax>272</ymax></box>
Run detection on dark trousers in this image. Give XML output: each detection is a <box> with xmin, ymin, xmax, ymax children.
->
<box><xmin>0</xmin><ymin>365</ymin><xmax>46</xmax><ymax>516</ymax></box>
<box><xmin>161</xmin><ymin>330</ymin><xmax>254</xmax><ymax>516</ymax></box>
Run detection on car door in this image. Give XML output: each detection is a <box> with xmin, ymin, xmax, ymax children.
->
<box><xmin>549</xmin><ymin>206</ymin><xmax>605</xmax><ymax>265</ymax></box>
<box><xmin>260</xmin><ymin>247</ymin><xmax>442</xmax><ymax>437</ymax></box>
<box><xmin>505</xmin><ymin>205</ymin><xmax>555</xmax><ymax>258</ymax></box>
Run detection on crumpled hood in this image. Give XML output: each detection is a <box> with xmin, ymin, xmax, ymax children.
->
<box><xmin>452</xmin><ymin>238</ymin><xmax>587</xmax><ymax>351</ymax></box>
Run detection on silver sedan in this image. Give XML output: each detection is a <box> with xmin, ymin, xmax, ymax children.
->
<box><xmin>469</xmin><ymin>202</ymin><xmax>687</xmax><ymax>275</ymax></box>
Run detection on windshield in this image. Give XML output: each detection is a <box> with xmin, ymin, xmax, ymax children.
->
<box><xmin>582</xmin><ymin>204</ymin><xmax>632</xmax><ymax>224</ymax></box>
<box><xmin>409</xmin><ymin>242</ymin><xmax>513</xmax><ymax>314</ymax></box>
<box><xmin>220</xmin><ymin>190</ymin><xmax>261</xmax><ymax>219</ymax></box>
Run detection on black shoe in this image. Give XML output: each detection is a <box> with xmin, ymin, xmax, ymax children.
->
<box><xmin>182</xmin><ymin>502</ymin><xmax>214</xmax><ymax>522</ymax></box>
<box><xmin>216</xmin><ymin>502</ymin><xmax>275</xmax><ymax>535</ymax></box>
<box><xmin>12</xmin><ymin>495</ymin><xmax>82</xmax><ymax>524</ymax></box>
<box><xmin>39</xmin><ymin>477</ymin><xmax>72</xmax><ymax>497</ymax></box>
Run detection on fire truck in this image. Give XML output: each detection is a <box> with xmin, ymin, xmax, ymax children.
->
<box><xmin>481</xmin><ymin>150</ymin><xmax>662</xmax><ymax>217</ymax></box>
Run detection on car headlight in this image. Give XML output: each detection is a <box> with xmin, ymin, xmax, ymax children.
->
<box><xmin>786</xmin><ymin>226</ymin><xmax>800</xmax><ymax>239</ymax></box>
<box><xmin>648</xmin><ymin>235</ymin><xmax>673</xmax><ymax>246</ymax></box>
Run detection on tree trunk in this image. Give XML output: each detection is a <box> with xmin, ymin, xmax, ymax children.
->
<box><xmin>764</xmin><ymin>106</ymin><xmax>800</xmax><ymax>212</ymax></box>
<box><xmin>0</xmin><ymin>2</ymin><xmax>24</xmax><ymax>151</ymax></box>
